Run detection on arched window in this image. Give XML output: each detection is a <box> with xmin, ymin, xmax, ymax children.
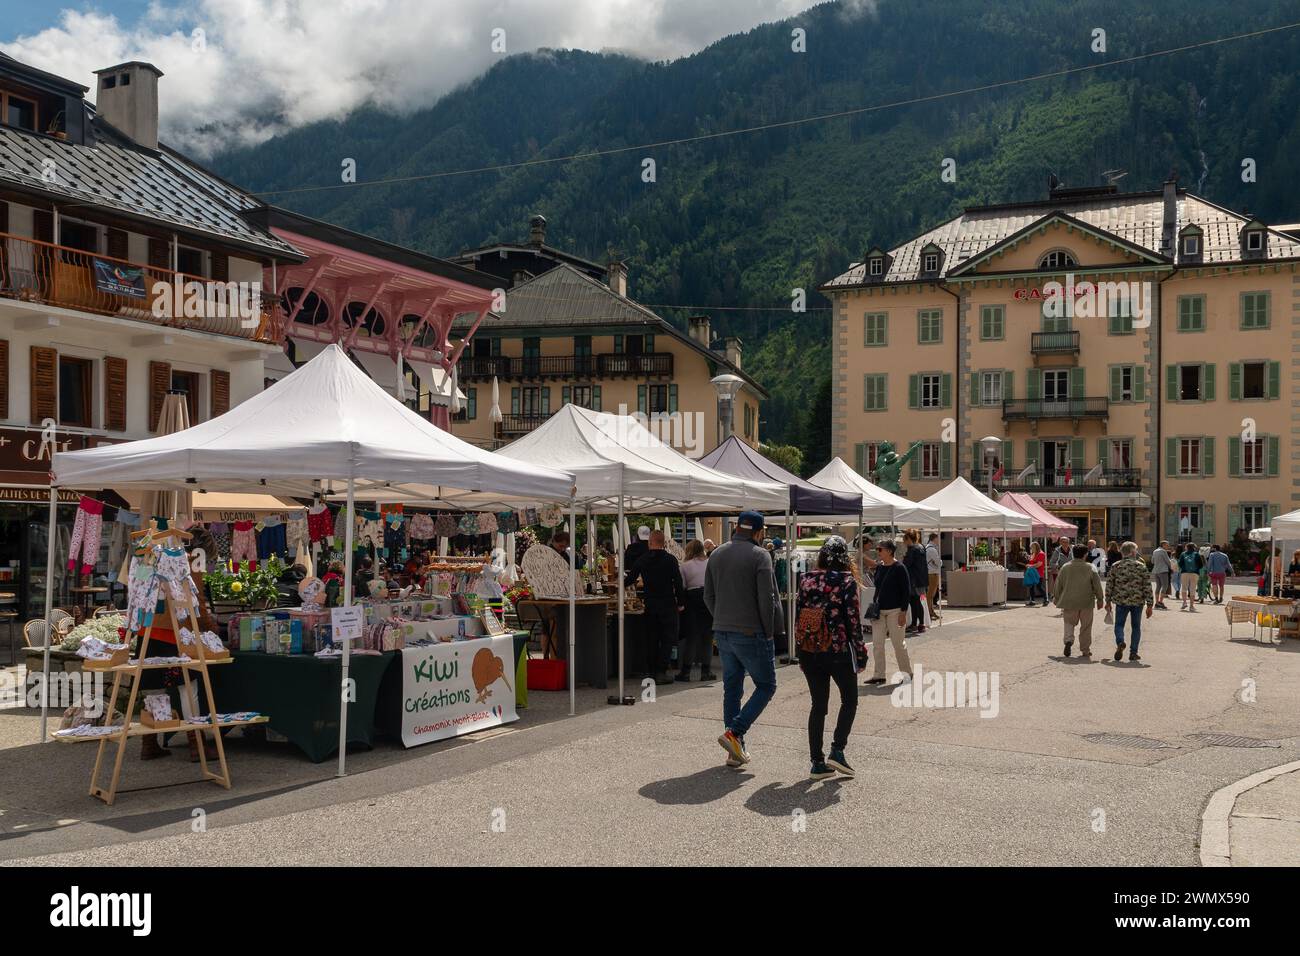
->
<box><xmin>1038</xmin><ymin>249</ymin><xmax>1077</xmax><ymax>271</ymax></box>
<box><xmin>281</xmin><ymin>287</ymin><xmax>329</xmax><ymax>325</ymax></box>
<box><xmin>344</xmin><ymin>301</ymin><xmax>386</xmax><ymax>338</ymax></box>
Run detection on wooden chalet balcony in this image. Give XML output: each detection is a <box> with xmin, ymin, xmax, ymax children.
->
<box><xmin>459</xmin><ymin>351</ymin><xmax>673</xmax><ymax>381</ymax></box>
<box><xmin>970</xmin><ymin>468</ymin><xmax>1145</xmax><ymax>492</ymax></box>
<box><xmin>0</xmin><ymin>231</ymin><xmax>275</xmax><ymax>342</ymax></box>
<box><xmin>1002</xmin><ymin>397</ymin><xmax>1108</xmax><ymax>421</ymax></box>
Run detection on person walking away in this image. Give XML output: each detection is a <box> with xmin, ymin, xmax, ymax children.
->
<box><xmin>1024</xmin><ymin>541</ymin><xmax>1047</xmax><ymax>606</ymax></box>
<box><xmin>1047</xmin><ymin>536</ymin><xmax>1072</xmax><ymax>609</ymax></box>
<box><xmin>925</xmin><ymin>532</ymin><xmax>943</xmax><ymax>622</ymax></box>
<box><xmin>1054</xmin><ymin>544</ymin><xmax>1104</xmax><ymax>658</ymax></box>
<box><xmin>1176</xmin><ymin>542</ymin><xmax>1203</xmax><ymax>612</ymax></box>
<box><xmin>1205</xmin><ymin>544</ymin><xmax>1233</xmax><ymax>605</ymax></box>
<box><xmin>795</xmin><ymin>536</ymin><xmax>865</xmax><ymax>780</ymax></box>
<box><xmin>625</xmin><ymin>530</ymin><xmax>686</xmax><ymax>683</ymax></box>
<box><xmin>1196</xmin><ymin>546</ymin><xmax>1211</xmax><ymax>604</ymax></box>
<box><xmin>902</xmin><ymin>530</ymin><xmax>929</xmax><ymax>634</ymax></box>
<box><xmin>1106</xmin><ymin>540</ymin><xmax>1122</xmax><ymax>575</ymax></box>
<box><xmin>704</xmin><ymin>511</ymin><xmax>783</xmax><ymax>767</ymax></box>
<box><xmin>677</xmin><ymin>539</ymin><xmax>716</xmax><ymax>681</ymax></box>
<box><xmin>623</xmin><ymin>525</ymin><xmax>651</xmax><ymax>572</ymax></box>
<box><xmin>1104</xmin><ymin>541</ymin><xmax>1153</xmax><ymax>662</ymax></box>
<box><xmin>1150</xmin><ymin>541</ymin><xmax>1173</xmax><ymax>609</ymax></box>
<box><xmin>1088</xmin><ymin>538</ymin><xmax>1106</xmax><ymax>576</ymax></box>
<box><xmin>864</xmin><ymin>540</ymin><xmax>914</xmax><ymax>685</ymax></box>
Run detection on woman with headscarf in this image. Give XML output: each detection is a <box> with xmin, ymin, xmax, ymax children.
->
<box><xmin>794</xmin><ymin>536</ymin><xmax>866</xmax><ymax>780</ymax></box>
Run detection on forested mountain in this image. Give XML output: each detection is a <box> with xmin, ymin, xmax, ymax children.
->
<box><xmin>212</xmin><ymin>0</ymin><xmax>1300</xmax><ymax>466</ymax></box>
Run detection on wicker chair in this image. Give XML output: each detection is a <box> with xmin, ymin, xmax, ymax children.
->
<box><xmin>23</xmin><ymin>619</ymin><xmax>51</xmax><ymax>648</ymax></box>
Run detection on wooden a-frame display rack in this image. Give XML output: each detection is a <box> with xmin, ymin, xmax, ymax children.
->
<box><xmin>53</xmin><ymin>526</ymin><xmax>266</xmax><ymax>805</ymax></box>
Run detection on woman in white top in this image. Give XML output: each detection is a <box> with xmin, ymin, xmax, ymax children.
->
<box><xmin>677</xmin><ymin>540</ymin><xmax>716</xmax><ymax>681</ymax></box>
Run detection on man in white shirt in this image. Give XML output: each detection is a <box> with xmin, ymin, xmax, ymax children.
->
<box><xmin>1087</xmin><ymin>538</ymin><xmax>1106</xmax><ymax>575</ymax></box>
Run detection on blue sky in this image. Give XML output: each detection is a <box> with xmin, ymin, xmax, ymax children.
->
<box><xmin>6</xmin><ymin>2</ymin><xmax>152</xmax><ymax>39</ymax></box>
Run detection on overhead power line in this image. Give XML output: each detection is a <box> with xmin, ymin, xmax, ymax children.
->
<box><xmin>253</xmin><ymin>20</ymin><xmax>1300</xmax><ymax>198</ymax></box>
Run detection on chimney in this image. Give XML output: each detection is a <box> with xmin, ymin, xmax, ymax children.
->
<box><xmin>528</xmin><ymin>214</ymin><xmax>547</xmax><ymax>247</ymax></box>
<box><xmin>1161</xmin><ymin>176</ymin><xmax>1178</xmax><ymax>257</ymax></box>
<box><xmin>723</xmin><ymin>336</ymin><xmax>743</xmax><ymax>370</ymax></box>
<box><xmin>606</xmin><ymin>260</ymin><xmax>627</xmax><ymax>297</ymax></box>
<box><xmin>94</xmin><ymin>61</ymin><xmax>163</xmax><ymax>149</ymax></box>
<box><xmin>687</xmin><ymin>315</ymin><xmax>711</xmax><ymax>347</ymax></box>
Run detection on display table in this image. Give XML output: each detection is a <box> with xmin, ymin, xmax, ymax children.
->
<box><xmin>945</xmin><ymin>567</ymin><xmax>1007</xmax><ymax>607</ymax></box>
<box><xmin>1226</xmin><ymin>595</ymin><xmax>1296</xmax><ymax>643</ymax></box>
<box><xmin>209</xmin><ymin>650</ymin><xmax>396</xmax><ymax>763</ymax></box>
<box><xmin>518</xmin><ymin>597</ymin><xmax>614</xmax><ymax>688</ymax></box>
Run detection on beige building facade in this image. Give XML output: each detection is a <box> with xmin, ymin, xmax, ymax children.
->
<box><xmin>824</xmin><ymin>180</ymin><xmax>1300</xmax><ymax>548</ymax></box>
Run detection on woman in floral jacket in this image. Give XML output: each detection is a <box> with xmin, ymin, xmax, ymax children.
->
<box><xmin>796</xmin><ymin>536</ymin><xmax>867</xmax><ymax>780</ymax></box>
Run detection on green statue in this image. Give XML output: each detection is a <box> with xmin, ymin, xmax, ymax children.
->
<box><xmin>871</xmin><ymin>439</ymin><xmax>924</xmax><ymax>494</ymax></box>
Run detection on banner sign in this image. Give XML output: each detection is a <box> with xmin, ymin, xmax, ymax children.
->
<box><xmin>400</xmin><ymin>635</ymin><xmax>518</xmax><ymax>747</ymax></box>
<box><xmin>93</xmin><ymin>258</ymin><xmax>147</xmax><ymax>299</ymax></box>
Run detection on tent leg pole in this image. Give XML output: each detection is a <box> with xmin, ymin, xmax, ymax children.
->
<box><xmin>39</xmin><ymin>487</ymin><xmax>57</xmax><ymax>742</ymax></box>
<box><xmin>337</xmin><ymin>474</ymin><xmax>355</xmax><ymax>778</ymax></box>
<box><xmin>784</xmin><ymin>508</ymin><xmax>792</xmax><ymax>661</ymax></box>
<box><xmin>569</xmin><ymin>498</ymin><xmax>577</xmax><ymax>717</ymax></box>
<box><xmin>617</xmin><ymin>479</ymin><xmax>626</xmax><ymax>704</ymax></box>
<box><xmin>790</xmin><ymin>511</ymin><xmax>798</xmax><ymax>662</ymax></box>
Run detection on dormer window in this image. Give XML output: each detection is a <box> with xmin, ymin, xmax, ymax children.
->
<box><xmin>1038</xmin><ymin>250</ymin><xmax>1077</xmax><ymax>271</ymax></box>
<box><xmin>1178</xmin><ymin>223</ymin><xmax>1204</xmax><ymax>263</ymax></box>
<box><xmin>1239</xmin><ymin>218</ymin><xmax>1268</xmax><ymax>259</ymax></box>
<box><xmin>1</xmin><ymin>90</ymin><xmax>38</xmax><ymax>132</ymax></box>
<box><xmin>1246</xmin><ymin>230</ymin><xmax>1263</xmax><ymax>252</ymax></box>
<box><xmin>918</xmin><ymin>243</ymin><xmax>944</xmax><ymax>277</ymax></box>
<box><xmin>1182</xmin><ymin>235</ymin><xmax>1200</xmax><ymax>256</ymax></box>
<box><xmin>869</xmin><ymin>257</ymin><xmax>883</xmax><ymax>277</ymax></box>
<box><xmin>922</xmin><ymin>252</ymin><xmax>938</xmax><ymax>273</ymax></box>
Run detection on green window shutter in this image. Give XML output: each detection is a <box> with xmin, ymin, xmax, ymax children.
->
<box><xmin>1002</xmin><ymin>440</ymin><xmax>1013</xmax><ymax>471</ymax></box>
<box><xmin>1002</xmin><ymin>370</ymin><xmax>1013</xmax><ymax>401</ymax></box>
<box><xmin>1228</xmin><ymin>505</ymin><xmax>1241</xmax><ymax>536</ymax></box>
<box><xmin>940</xmin><ymin>373</ymin><xmax>952</xmax><ymax>408</ymax></box>
<box><xmin>1026</xmin><ymin>368</ymin><xmax>1039</xmax><ymax>401</ymax></box>
<box><xmin>1069</xmin><ymin>367</ymin><xmax>1084</xmax><ymax>399</ymax></box>
<box><xmin>1202</xmin><ymin>436</ymin><xmax>1214</xmax><ymax>476</ymax></box>
<box><xmin>1228</xmin><ymin>436</ymin><xmax>1241</xmax><ymax>478</ymax></box>
<box><xmin>637</xmin><ymin>384</ymin><xmax>646</xmax><ymax>413</ymax></box>
<box><xmin>1163</xmin><ymin>506</ymin><xmax>1177</xmax><ymax>542</ymax></box>
<box><xmin>909</xmin><ymin>452</ymin><xmax>920</xmax><ymax>480</ymax></box>
<box><xmin>593</xmin><ymin>385</ymin><xmax>602</xmax><ymax>411</ymax></box>
<box><xmin>1166</xmin><ymin>365</ymin><xmax>1177</xmax><ymax>402</ymax></box>
<box><xmin>511</xmin><ymin>387</ymin><xmax>520</xmax><ymax>415</ymax></box>
<box><xmin>908</xmin><ymin>374</ymin><xmax>919</xmax><ymax>410</ymax></box>
<box><xmin>646</xmin><ymin>333</ymin><xmax>655</xmax><ymax>353</ymax></box>
<box><xmin>1109</xmin><ymin>366</ymin><xmax>1121</xmax><ymax>402</ymax></box>
<box><xmin>1228</xmin><ymin>363</ymin><xmax>1241</xmax><ymax>401</ymax></box>
<box><xmin>1270</xmin><ymin>504</ymin><xmax>1281</xmax><ymax>524</ymax></box>
<box><xmin>970</xmin><ymin>372</ymin><xmax>980</xmax><ymax>406</ymax></box>
<box><xmin>1202</xmin><ymin>363</ymin><xmax>1215</xmax><ymax>401</ymax></box>
<box><xmin>1097</xmin><ymin>438</ymin><xmax>1107</xmax><ymax>467</ymax></box>
<box><xmin>1070</xmin><ymin>438</ymin><xmax>1083</xmax><ymax>470</ymax></box>
<box><xmin>467</xmin><ymin>388</ymin><xmax>476</xmax><ymax>420</ymax></box>
<box><xmin>669</xmin><ymin>384</ymin><xmax>678</xmax><ymax>413</ymax></box>
<box><xmin>1133</xmin><ymin>366</ymin><xmax>1145</xmax><ymax>402</ymax></box>
<box><xmin>854</xmin><ymin>442</ymin><xmax>866</xmax><ymax>475</ymax></box>
<box><xmin>562</xmin><ymin>385</ymin><xmax>571</xmax><ymax>406</ymax></box>
<box><xmin>1269</xmin><ymin>361</ymin><xmax>1281</xmax><ymax>399</ymax></box>
<box><xmin>1165</xmin><ymin>437</ymin><xmax>1178</xmax><ymax>477</ymax></box>
<box><xmin>1268</xmin><ymin>435</ymin><xmax>1280</xmax><ymax>476</ymax></box>
<box><xmin>542</xmin><ymin>387</ymin><xmax>551</xmax><ymax>414</ymax></box>
<box><xmin>941</xmin><ymin>442</ymin><xmax>953</xmax><ymax>479</ymax></box>
<box><xmin>614</xmin><ymin>334</ymin><xmax>624</xmax><ymax>354</ymax></box>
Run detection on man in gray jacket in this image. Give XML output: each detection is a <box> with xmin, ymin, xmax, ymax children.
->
<box><xmin>705</xmin><ymin>510</ymin><xmax>783</xmax><ymax>767</ymax></box>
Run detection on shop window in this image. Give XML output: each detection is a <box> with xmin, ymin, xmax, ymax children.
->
<box><xmin>58</xmin><ymin>356</ymin><xmax>92</xmax><ymax>427</ymax></box>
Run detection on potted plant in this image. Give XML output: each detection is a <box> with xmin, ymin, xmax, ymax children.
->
<box><xmin>204</xmin><ymin>556</ymin><xmax>287</xmax><ymax>623</ymax></box>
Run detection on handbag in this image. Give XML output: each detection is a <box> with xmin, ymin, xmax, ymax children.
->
<box><xmin>1024</xmin><ymin>565</ymin><xmax>1041</xmax><ymax>587</ymax></box>
<box><xmin>1103</xmin><ymin>607</ymin><xmax>1114</xmax><ymax>625</ymax></box>
<box><xmin>796</xmin><ymin>606</ymin><xmax>832</xmax><ymax>653</ymax></box>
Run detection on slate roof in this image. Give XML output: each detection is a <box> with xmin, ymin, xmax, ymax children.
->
<box><xmin>825</xmin><ymin>188</ymin><xmax>1300</xmax><ymax>288</ymax></box>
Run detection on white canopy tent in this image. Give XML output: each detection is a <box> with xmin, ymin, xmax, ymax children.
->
<box><xmin>916</xmin><ymin>477</ymin><xmax>1032</xmax><ymax>532</ymax></box>
<box><xmin>804</xmin><ymin>457</ymin><xmax>942</xmax><ymax>527</ymax></box>
<box><xmin>48</xmin><ymin>344</ymin><xmax>575</xmax><ymax>772</ymax></box>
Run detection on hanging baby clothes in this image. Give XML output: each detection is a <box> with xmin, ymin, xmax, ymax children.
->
<box><xmin>496</xmin><ymin>512</ymin><xmax>518</xmax><ymax>534</ymax></box>
<box><xmin>523</xmin><ymin>508</ymin><xmax>539</xmax><ymax>527</ymax></box>
<box><xmin>155</xmin><ymin>546</ymin><xmax>200</xmax><ymax>624</ymax></box>
<box><xmin>106</xmin><ymin>509</ymin><xmax>141</xmax><ymax>582</ymax></box>
<box><xmin>67</xmin><ymin>496</ymin><xmax>104</xmax><ymax>575</ymax></box>
<box><xmin>478</xmin><ymin>512</ymin><xmax>499</xmax><ymax>534</ymax></box>
<box><xmin>257</xmin><ymin>515</ymin><xmax>288</xmax><ymax>559</ymax></box>
<box><xmin>286</xmin><ymin>512</ymin><xmax>310</xmax><ymax>556</ymax></box>
<box><xmin>409</xmin><ymin>513</ymin><xmax>435</xmax><ymax>541</ymax></box>
<box><xmin>358</xmin><ymin>511</ymin><xmax>384</xmax><ymax>549</ymax></box>
<box><xmin>208</xmin><ymin>522</ymin><xmax>231</xmax><ymax>560</ymax></box>
<box><xmin>334</xmin><ymin>507</ymin><xmax>350</xmax><ymax>546</ymax></box>
<box><xmin>539</xmin><ymin>504</ymin><xmax>562</xmax><ymax>527</ymax></box>
<box><xmin>125</xmin><ymin>543</ymin><xmax>162</xmax><ymax>636</ymax></box>
<box><xmin>308</xmin><ymin>503</ymin><xmax>334</xmax><ymax>546</ymax></box>
<box><xmin>457</xmin><ymin>513</ymin><xmax>481</xmax><ymax>536</ymax></box>
<box><xmin>434</xmin><ymin>513</ymin><xmax>459</xmax><ymax>539</ymax></box>
<box><xmin>382</xmin><ymin>513</ymin><xmax>407</xmax><ymax>557</ymax></box>
<box><xmin>231</xmin><ymin>521</ymin><xmax>257</xmax><ymax>566</ymax></box>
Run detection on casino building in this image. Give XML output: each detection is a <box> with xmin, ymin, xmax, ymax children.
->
<box><xmin>822</xmin><ymin>178</ymin><xmax>1300</xmax><ymax>548</ymax></box>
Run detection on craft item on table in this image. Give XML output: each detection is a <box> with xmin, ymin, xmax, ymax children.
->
<box><xmin>179</xmin><ymin>626</ymin><xmax>230</xmax><ymax>661</ymax></box>
<box><xmin>66</xmin><ymin>496</ymin><xmax>105</xmax><ymax>575</ymax></box>
<box><xmin>478</xmin><ymin>512</ymin><xmax>499</xmax><ymax>534</ymax></box>
<box><xmin>539</xmin><ymin>504</ymin><xmax>562</xmax><ymax>527</ymax></box>
<box><xmin>434</xmin><ymin>513</ymin><xmax>459</xmax><ymax>539</ymax></box>
<box><xmin>480</xmin><ymin>607</ymin><xmax>507</xmax><ymax>637</ymax></box>
<box><xmin>475</xmin><ymin>548</ymin><xmax>509</xmax><ymax>600</ymax></box>
<box><xmin>76</xmin><ymin>635</ymin><xmax>130</xmax><ymax>670</ymax></box>
<box><xmin>238</xmin><ymin>615</ymin><xmax>265</xmax><ymax>652</ymax></box>
<box><xmin>141</xmin><ymin>693</ymin><xmax>177</xmax><ymax>728</ymax></box>
<box><xmin>298</xmin><ymin>576</ymin><xmax>326</xmax><ymax>612</ymax></box>
<box><xmin>432</xmin><ymin>572</ymin><xmax>453</xmax><ymax>596</ymax></box>
<box><xmin>458</xmin><ymin>512</ymin><xmax>481</xmax><ymax>536</ymax></box>
<box><xmin>308</xmin><ymin>503</ymin><xmax>334</xmax><ymax>545</ymax></box>
<box><xmin>287</xmin><ymin>513</ymin><xmax>310</xmax><ymax>555</ymax></box>
<box><xmin>133</xmin><ymin>655</ymin><xmax>192</xmax><ymax>666</ymax></box>
<box><xmin>55</xmin><ymin>724</ymin><xmax>125</xmax><ymax>738</ymax></box>
<box><xmin>520</xmin><ymin>543</ymin><xmax>576</xmax><ymax>597</ymax></box>
<box><xmin>188</xmin><ymin>712</ymin><xmax>262</xmax><ymax>725</ymax></box>
<box><xmin>409</xmin><ymin>513</ymin><xmax>436</xmax><ymax>540</ymax></box>
<box><xmin>231</xmin><ymin>520</ymin><xmax>258</xmax><ymax>565</ymax></box>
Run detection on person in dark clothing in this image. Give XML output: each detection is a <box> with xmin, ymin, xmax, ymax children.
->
<box><xmin>353</xmin><ymin>556</ymin><xmax>375</xmax><ymax>599</ymax></box>
<box><xmin>550</xmin><ymin>530</ymin><xmax>585</xmax><ymax>570</ymax></box>
<box><xmin>625</xmin><ymin>529</ymin><xmax>686</xmax><ymax>683</ymax></box>
<box><xmin>677</xmin><ymin>539</ymin><xmax>716</xmax><ymax>682</ymax></box>
<box><xmin>623</xmin><ymin>525</ymin><xmax>651</xmax><ymax>575</ymax></box>
<box><xmin>901</xmin><ymin>530</ymin><xmax>929</xmax><ymax>634</ymax></box>
<box><xmin>865</xmin><ymin>539</ymin><xmax>914</xmax><ymax>685</ymax></box>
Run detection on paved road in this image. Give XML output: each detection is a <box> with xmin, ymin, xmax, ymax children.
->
<box><xmin>2</xmin><ymin>586</ymin><xmax>1298</xmax><ymax>865</ymax></box>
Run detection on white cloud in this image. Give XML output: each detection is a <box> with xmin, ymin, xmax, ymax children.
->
<box><xmin>1</xmin><ymin>0</ymin><xmax>821</xmax><ymax>155</ymax></box>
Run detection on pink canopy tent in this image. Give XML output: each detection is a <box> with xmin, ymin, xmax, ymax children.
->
<box><xmin>997</xmin><ymin>492</ymin><xmax>1077</xmax><ymax>536</ymax></box>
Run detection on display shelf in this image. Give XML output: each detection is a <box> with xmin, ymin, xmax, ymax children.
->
<box><xmin>52</xmin><ymin>715</ymin><xmax>269</xmax><ymax>744</ymax></box>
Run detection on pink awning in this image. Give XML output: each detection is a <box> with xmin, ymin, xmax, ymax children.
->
<box><xmin>997</xmin><ymin>492</ymin><xmax>1078</xmax><ymax>536</ymax></box>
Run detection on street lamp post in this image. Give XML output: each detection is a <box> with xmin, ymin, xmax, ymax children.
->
<box><xmin>979</xmin><ymin>435</ymin><xmax>1002</xmax><ymax>498</ymax></box>
<box><xmin>710</xmin><ymin>373</ymin><xmax>743</xmax><ymax>447</ymax></box>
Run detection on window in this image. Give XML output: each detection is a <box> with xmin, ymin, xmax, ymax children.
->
<box><xmin>863</xmin><ymin>312</ymin><xmax>887</xmax><ymax>347</ymax></box>
<box><xmin>1040</xmin><ymin>305</ymin><xmax>1071</xmax><ymax>334</ymax></box>
<box><xmin>1107</xmin><ymin>439</ymin><xmax>1133</xmax><ymax>470</ymax></box>
<box><xmin>569</xmin><ymin>384</ymin><xmax>599</xmax><ymax>410</ymax></box>
<box><xmin>920</xmin><ymin>373</ymin><xmax>942</xmax><ymax>409</ymax></box>
<box><xmin>1242</xmin><ymin>504</ymin><xmax>1268</xmax><ymax>533</ymax></box>
<box><xmin>855</xmin><ymin>442</ymin><xmax>881</xmax><ymax>475</ymax></box>
<box><xmin>519</xmin><ymin>386</ymin><xmax>544</xmax><ymax>416</ymax></box>
<box><xmin>1182</xmin><ymin>235</ymin><xmax>1200</xmax><ymax>257</ymax></box>
<box><xmin>58</xmin><ymin>356</ymin><xmax>92</xmax><ymax>427</ymax></box>
<box><xmin>863</xmin><ymin>374</ymin><xmax>887</xmax><ymax>411</ymax></box>
<box><xmin>521</xmin><ymin>337</ymin><xmax>541</xmax><ymax>376</ymax></box>
<box><xmin>1042</xmin><ymin>369</ymin><xmax>1069</xmax><ymax>405</ymax></box>
<box><xmin>1107</xmin><ymin>295</ymin><xmax>1134</xmax><ymax>334</ymax></box>
<box><xmin>1242</xmin><ymin>361</ymin><xmax>1267</xmax><ymax>400</ymax></box>
<box><xmin>59</xmin><ymin>220</ymin><xmax>98</xmax><ymax>256</ymax></box>
<box><xmin>1245</xmin><ymin>230</ymin><xmax>1264</xmax><ymax>252</ymax></box>
<box><xmin>171</xmin><ymin>369</ymin><xmax>201</xmax><ymax>423</ymax></box>
<box><xmin>1114</xmin><ymin>365</ymin><xmax>1134</xmax><ymax>402</ymax></box>
<box><xmin>918</xmin><ymin>309</ymin><xmax>942</xmax><ymax>344</ymax></box>
<box><xmin>646</xmin><ymin>384</ymin><xmax>670</xmax><ymax>414</ymax></box>
<box><xmin>2</xmin><ymin>91</ymin><xmax>38</xmax><ymax>132</ymax></box>
<box><xmin>623</xmin><ymin>334</ymin><xmax>645</xmax><ymax>355</ymax></box>
<box><xmin>1038</xmin><ymin>250</ymin><xmax>1076</xmax><ymax>270</ymax></box>
<box><xmin>1179</xmin><ymin>365</ymin><xmax>1201</xmax><ymax>401</ymax></box>
<box><xmin>454</xmin><ymin>387</ymin><xmax>478</xmax><ymax>421</ymax></box>
<box><xmin>920</xmin><ymin>442</ymin><xmax>943</xmax><ymax>479</ymax></box>
<box><xmin>979</xmin><ymin>305</ymin><xmax>1004</xmax><ymax>341</ymax></box>
<box><xmin>1241</xmin><ymin>292</ymin><xmax>1270</xmax><ymax>329</ymax></box>
<box><xmin>744</xmin><ymin>403</ymin><xmax>756</xmax><ymax>439</ymax></box>
<box><xmin>980</xmin><ymin>371</ymin><xmax>1003</xmax><ymax>406</ymax></box>
<box><xmin>1178</xmin><ymin>438</ymin><xmax>1201</xmax><ymax>476</ymax></box>
<box><xmin>1177</xmin><ymin>295</ymin><xmax>1204</xmax><ymax>332</ymax></box>
<box><xmin>868</xmin><ymin>257</ymin><xmax>883</xmax><ymax>276</ymax></box>
<box><xmin>1177</xmin><ymin>505</ymin><xmax>1202</xmax><ymax>542</ymax></box>
<box><xmin>1242</xmin><ymin>438</ymin><xmax>1266</xmax><ymax>476</ymax></box>
<box><xmin>573</xmin><ymin>335</ymin><xmax>593</xmax><ymax>376</ymax></box>
<box><xmin>176</xmin><ymin>246</ymin><xmax>205</xmax><ymax>278</ymax></box>
<box><xmin>922</xmin><ymin>252</ymin><xmax>939</xmax><ymax>273</ymax></box>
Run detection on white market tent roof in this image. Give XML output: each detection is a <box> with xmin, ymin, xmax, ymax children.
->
<box><xmin>50</xmin><ymin>344</ymin><xmax>574</xmax><ymax>502</ymax></box>
<box><xmin>915</xmin><ymin>477</ymin><xmax>1032</xmax><ymax>532</ymax></box>
<box><xmin>1268</xmin><ymin>509</ymin><xmax>1300</xmax><ymax>539</ymax></box>
<box><xmin>803</xmin><ymin>457</ymin><xmax>941</xmax><ymax>526</ymax></box>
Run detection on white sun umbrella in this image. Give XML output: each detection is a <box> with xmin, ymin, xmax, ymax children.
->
<box><xmin>490</xmin><ymin>376</ymin><xmax>502</xmax><ymax>423</ymax></box>
<box><xmin>695</xmin><ymin>518</ymin><xmax>704</xmax><ymax>541</ymax></box>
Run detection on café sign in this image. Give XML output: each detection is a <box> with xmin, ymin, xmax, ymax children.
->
<box><xmin>0</xmin><ymin>419</ymin><xmax>119</xmax><ymax>483</ymax></box>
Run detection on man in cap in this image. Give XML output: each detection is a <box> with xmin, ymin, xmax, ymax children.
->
<box><xmin>625</xmin><ymin>530</ymin><xmax>686</xmax><ymax>683</ymax></box>
<box><xmin>704</xmin><ymin>510</ymin><xmax>784</xmax><ymax>767</ymax></box>
<box><xmin>623</xmin><ymin>524</ymin><xmax>651</xmax><ymax>572</ymax></box>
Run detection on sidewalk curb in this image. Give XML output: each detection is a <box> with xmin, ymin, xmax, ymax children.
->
<box><xmin>1200</xmin><ymin>759</ymin><xmax>1300</xmax><ymax>867</ymax></box>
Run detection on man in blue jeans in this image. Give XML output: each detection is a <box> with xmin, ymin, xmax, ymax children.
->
<box><xmin>1104</xmin><ymin>541</ymin><xmax>1154</xmax><ymax>662</ymax></box>
<box><xmin>704</xmin><ymin>510</ymin><xmax>784</xmax><ymax>767</ymax></box>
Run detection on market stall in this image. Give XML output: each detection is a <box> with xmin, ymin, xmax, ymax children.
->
<box><xmin>916</xmin><ymin>478</ymin><xmax>1031</xmax><ymax>607</ymax></box>
<box><xmin>48</xmin><ymin>345</ymin><xmax>575</xmax><ymax>781</ymax></box>
<box><xmin>995</xmin><ymin>492</ymin><xmax>1077</xmax><ymax>599</ymax></box>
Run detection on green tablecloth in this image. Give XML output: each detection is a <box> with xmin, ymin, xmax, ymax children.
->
<box><xmin>210</xmin><ymin>651</ymin><xmax>397</xmax><ymax>763</ymax></box>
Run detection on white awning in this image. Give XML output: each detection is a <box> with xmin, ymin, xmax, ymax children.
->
<box><xmin>407</xmin><ymin>359</ymin><xmax>465</xmax><ymax>406</ymax></box>
<box><xmin>351</xmin><ymin>349</ymin><xmax>399</xmax><ymax>396</ymax></box>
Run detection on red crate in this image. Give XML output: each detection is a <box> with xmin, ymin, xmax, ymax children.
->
<box><xmin>526</xmin><ymin>658</ymin><xmax>567</xmax><ymax>691</ymax></box>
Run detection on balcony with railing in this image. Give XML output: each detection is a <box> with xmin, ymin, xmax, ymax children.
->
<box><xmin>459</xmin><ymin>351</ymin><xmax>673</xmax><ymax>381</ymax></box>
<box><xmin>0</xmin><ymin>231</ymin><xmax>276</xmax><ymax>342</ymax></box>
<box><xmin>1030</xmin><ymin>330</ymin><xmax>1080</xmax><ymax>362</ymax></box>
<box><xmin>496</xmin><ymin>412</ymin><xmax>555</xmax><ymax>435</ymax></box>
<box><xmin>970</xmin><ymin>467</ymin><xmax>1146</xmax><ymax>492</ymax></box>
<box><xmin>1002</xmin><ymin>397</ymin><xmax>1108</xmax><ymax>421</ymax></box>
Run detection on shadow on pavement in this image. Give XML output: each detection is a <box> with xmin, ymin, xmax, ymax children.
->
<box><xmin>744</xmin><ymin>778</ymin><xmax>846</xmax><ymax>817</ymax></box>
<box><xmin>638</xmin><ymin>766</ymin><xmax>754</xmax><ymax>806</ymax></box>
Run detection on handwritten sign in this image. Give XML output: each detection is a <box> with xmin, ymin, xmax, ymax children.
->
<box><xmin>330</xmin><ymin>605</ymin><xmax>364</xmax><ymax>643</ymax></box>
